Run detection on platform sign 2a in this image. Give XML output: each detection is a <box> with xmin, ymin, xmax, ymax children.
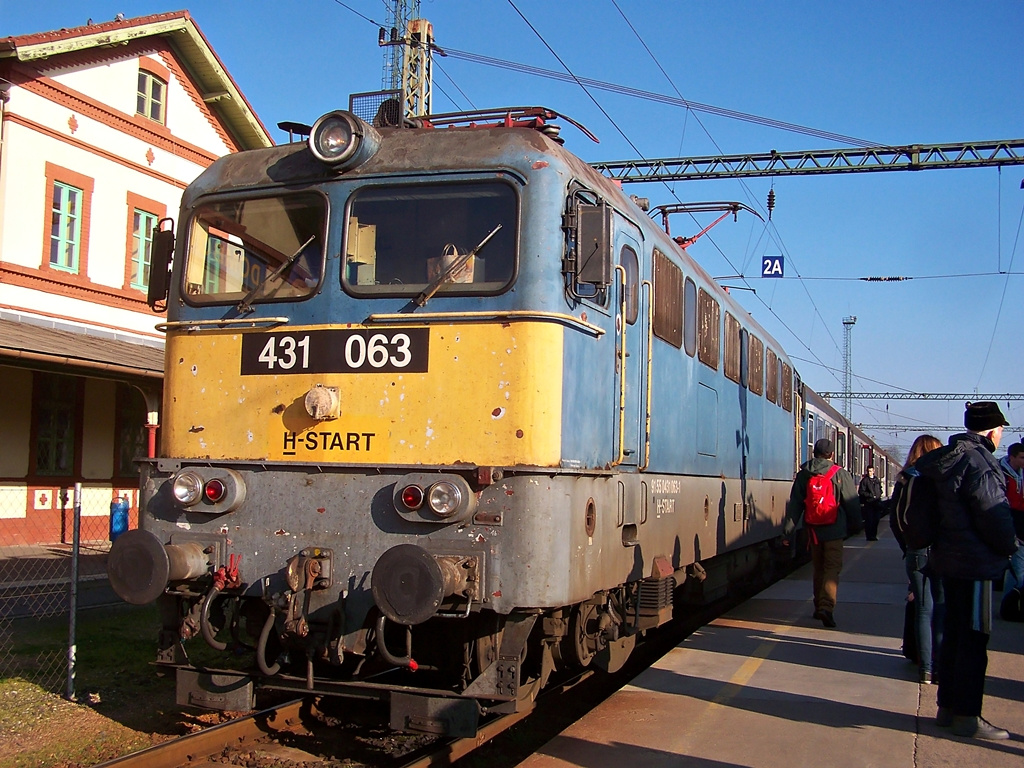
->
<box><xmin>762</xmin><ymin>256</ymin><xmax>784</xmax><ymax>278</ymax></box>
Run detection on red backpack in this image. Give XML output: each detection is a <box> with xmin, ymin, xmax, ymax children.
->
<box><xmin>804</xmin><ymin>465</ymin><xmax>841</xmax><ymax>526</ymax></box>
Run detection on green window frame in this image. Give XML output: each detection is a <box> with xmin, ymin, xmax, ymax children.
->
<box><xmin>137</xmin><ymin>70</ymin><xmax>166</xmax><ymax>124</ymax></box>
<box><xmin>131</xmin><ymin>209</ymin><xmax>158</xmax><ymax>290</ymax></box>
<box><xmin>116</xmin><ymin>384</ymin><xmax>147</xmax><ymax>478</ymax></box>
<box><xmin>50</xmin><ymin>182</ymin><xmax>82</xmax><ymax>272</ymax></box>
<box><xmin>35</xmin><ymin>373</ymin><xmax>77</xmax><ymax>476</ymax></box>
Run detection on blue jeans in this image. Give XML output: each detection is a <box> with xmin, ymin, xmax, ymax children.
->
<box><xmin>905</xmin><ymin>549</ymin><xmax>944</xmax><ymax>674</ymax></box>
<box><xmin>1004</xmin><ymin>544</ymin><xmax>1024</xmax><ymax>591</ymax></box>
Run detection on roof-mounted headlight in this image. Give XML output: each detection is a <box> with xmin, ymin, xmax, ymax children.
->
<box><xmin>308</xmin><ymin>110</ymin><xmax>381</xmax><ymax>171</ymax></box>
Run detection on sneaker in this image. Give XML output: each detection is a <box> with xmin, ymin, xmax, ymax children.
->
<box><xmin>920</xmin><ymin>670</ymin><xmax>933</xmax><ymax>684</ymax></box>
<box><xmin>935</xmin><ymin>707</ymin><xmax>953</xmax><ymax>727</ymax></box>
<box><xmin>820</xmin><ymin>611</ymin><xmax>836</xmax><ymax>628</ymax></box>
<box><xmin>951</xmin><ymin>715</ymin><xmax>1010</xmax><ymax>740</ymax></box>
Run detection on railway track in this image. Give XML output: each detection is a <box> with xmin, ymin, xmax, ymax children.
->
<box><xmin>93</xmin><ymin>555</ymin><xmax>799</xmax><ymax>768</ymax></box>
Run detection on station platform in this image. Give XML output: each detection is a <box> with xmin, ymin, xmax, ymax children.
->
<box><xmin>519</xmin><ymin>527</ymin><xmax>1024</xmax><ymax>768</ymax></box>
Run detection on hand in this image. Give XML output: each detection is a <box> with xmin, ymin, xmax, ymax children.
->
<box><xmin>783</xmin><ymin>517</ymin><xmax>796</xmax><ymax>535</ymax></box>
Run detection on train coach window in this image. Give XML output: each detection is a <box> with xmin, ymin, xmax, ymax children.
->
<box><xmin>683</xmin><ymin>277</ymin><xmax>697</xmax><ymax>357</ymax></box>
<box><xmin>697</xmin><ymin>288</ymin><xmax>720</xmax><ymax>370</ymax></box>
<box><xmin>766</xmin><ymin>348</ymin><xmax>779</xmax><ymax>404</ymax></box>
<box><xmin>837</xmin><ymin>431</ymin><xmax>846</xmax><ymax>467</ymax></box>
<box><xmin>184</xmin><ymin>193</ymin><xmax>326</xmax><ymax>304</ymax></box>
<box><xmin>344</xmin><ymin>181</ymin><xmax>517</xmax><ymax>298</ymax></box>
<box><xmin>652</xmin><ymin>249</ymin><xmax>682</xmax><ymax>348</ymax></box>
<box><xmin>781</xmin><ymin>362</ymin><xmax>793</xmax><ymax>412</ymax></box>
<box><xmin>724</xmin><ymin>312</ymin><xmax>741</xmax><ymax>383</ymax></box>
<box><xmin>748</xmin><ymin>335</ymin><xmax>764</xmax><ymax>395</ymax></box>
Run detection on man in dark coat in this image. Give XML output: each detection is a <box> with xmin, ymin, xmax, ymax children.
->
<box><xmin>784</xmin><ymin>438</ymin><xmax>862</xmax><ymax>628</ymax></box>
<box><xmin>915</xmin><ymin>401</ymin><xmax>1017</xmax><ymax>740</ymax></box>
<box><xmin>858</xmin><ymin>466</ymin><xmax>884</xmax><ymax>540</ymax></box>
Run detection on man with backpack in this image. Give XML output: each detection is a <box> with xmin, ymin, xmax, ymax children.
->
<box><xmin>784</xmin><ymin>438</ymin><xmax>862</xmax><ymax>628</ymax></box>
<box><xmin>915</xmin><ymin>401</ymin><xmax>1017</xmax><ymax>741</ymax></box>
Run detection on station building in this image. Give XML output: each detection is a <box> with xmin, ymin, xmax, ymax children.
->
<box><xmin>0</xmin><ymin>12</ymin><xmax>272</xmax><ymax>545</ymax></box>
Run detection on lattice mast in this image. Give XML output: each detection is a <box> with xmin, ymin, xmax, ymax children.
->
<box><xmin>842</xmin><ymin>316</ymin><xmax>857</xmax><ymax>421</ymax></box>
<box><xmin>380</xmin><ymin>0</ymin><xmax>420</xmax><ymax>91</ymax></box>
<box><xmin>402</xmin><ymin>18</ymin><xmax>433</xmax><ymax>118</ymax></box>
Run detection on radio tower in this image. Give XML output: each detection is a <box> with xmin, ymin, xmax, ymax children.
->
<box><xmin>842</xmin><ymin>316</ymin><xmax>857</xmax><ymax>421</ymax></box>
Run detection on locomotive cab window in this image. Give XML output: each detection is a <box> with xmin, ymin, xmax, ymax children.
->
<box><xmin>344</xmin><ymin>181</ymin><xmax>517</xmax><ymax>298</ymax></box>
<box><xmin>184</xmin><ymin>193</ymin><xmax>326</xmax><ymax>304</ymax></box>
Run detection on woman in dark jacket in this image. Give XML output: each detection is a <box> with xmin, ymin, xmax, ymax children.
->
<box><xmin>890</xmin><ymin>434</ymin><xmax>944</xmax><ymax>683</ymax></box>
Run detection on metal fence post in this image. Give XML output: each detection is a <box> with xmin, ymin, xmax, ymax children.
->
<box><xmin>65</xmin><ymin>482</ymin><xmax>81</xmax><ymax>701</ymax></box>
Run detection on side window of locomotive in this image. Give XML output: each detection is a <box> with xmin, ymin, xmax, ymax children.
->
<box><xmin>683</xmin><ymin>277</ymin><xmax>697</xmax><ymax>357</ymax></box>
<box><xmin>184</xmin><ymin>193</ymin><xmax>326</xmax><ymax>304</ymax></box>
<box><xmin>724</xmin><ymin>312</ymin><xmax>741</xmax><ymax>383</ymax></box>
<box><xmin>781</xmin><ymin>362</ymin><xmax>793</xmax><ymax>412</ymax></box>
<box><xmin>620</xmin><ymin>246</ymin><xmax>639</xmax><ymax>325</ymax></box>
<box><xmin>697</xmin><ymin>288</ymin><xmax>720</xmax><ymax>370</ymax></box>
<box><xmin>344</xmin><ymin>181</ymin><xmax>517</xmax><ymax>297</ymax></box>
<box><xmin>765</xmin><ymin>348</ymin><xmax>779</xmax><ymax>404</ymax></box>
<box><xmin>652</xmin><ymin>249</ymin><xmax>682</xmax><ymax>348</ymax></box>
<box><xmin>748</xmin><ymin>334</ymin><xmax>764</xmax><ymax>395</ymax></box>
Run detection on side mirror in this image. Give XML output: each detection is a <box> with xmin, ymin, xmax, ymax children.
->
<box><xmin>576</xmin><ymin>203</ymin><xmax>612</xmax><ymax>286</ymax></box>
<box><xmin>147</xmin><ymin>218</ymin><xmax>175</xmax><ymax>311</ymax></box>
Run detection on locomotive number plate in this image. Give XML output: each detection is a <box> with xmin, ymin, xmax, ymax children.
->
<box><xmin>240</xmin><ymin>329</ymin><xmax>429</xmax><ymax>375</ymax></box>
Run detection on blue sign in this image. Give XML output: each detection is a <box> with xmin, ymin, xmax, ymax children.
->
<box><xmin>762</xmin><ymin>256</ymin><xmax>784</xmax><ymax>278</ymax></box>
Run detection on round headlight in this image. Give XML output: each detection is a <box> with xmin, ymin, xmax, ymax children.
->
<box><xmin>311</xmin><ymin>114</ymin><xmax>355</xmax><ymax>162</ymax></box>
<box><xmin>427</xmin><ymin>482</ymin><xmax>462</xmax><ymax>518</ymax></box>
<box><xmin>308</xmin><ymin>111</ymin><xmax>382</xmax><ymax>170</ymax></box>
<box><xmin>172</xmin><ymin>470</ymin><xmax>204</xmax><ymax>507</ymax></box>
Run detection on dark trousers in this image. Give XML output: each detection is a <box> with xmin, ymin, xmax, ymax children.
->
<box><xmin>863</xmin><ymin>500</ymin><xmax>880</xmax><ymax>539</ymax></box>
<box><xmin>937</xmin><ymin>577</ymin><xmax>991</xmax><ymax>717</ymax></box>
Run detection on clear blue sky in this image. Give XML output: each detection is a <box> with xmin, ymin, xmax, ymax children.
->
<box><xmin>4</xmin><ymin>1</ymin><xmax>1023</xmax><ymax>458</ymax></box>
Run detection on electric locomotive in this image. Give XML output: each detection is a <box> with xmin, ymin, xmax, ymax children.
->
<box><xmin>110</xmin><ymin>106</ymin><xmax>808</xmax><ymax>736</ymax></box>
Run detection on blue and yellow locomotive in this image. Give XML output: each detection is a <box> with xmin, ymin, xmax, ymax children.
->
<box><xmin>108</xmin><ymin>106</ymin><xmax>872</xmax><ymax>735</ymax></box>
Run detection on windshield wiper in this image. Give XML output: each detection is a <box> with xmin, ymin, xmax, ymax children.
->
<box><xmin>415</xmin><ymin>224</ymin><xmax>502</xmax><ymax>307</ymax></box>
<box><xmin>237</xmin><ymin>234</ymin><xmax>316</xmax><ymax>314</ymax></box>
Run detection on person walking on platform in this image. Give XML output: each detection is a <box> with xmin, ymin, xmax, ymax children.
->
<box><xmin>784</xmin><ymin>438</ymin><xmax>862</xmax><ymax>629</ymax></box>
<box><xmin>859</xmin><ymin>466</ymin><xmax>884</xmax><ymax>540</ymax></box>
<box><xmin>890</xmin><ymin>434</ymin><xmax>945</xmax><ymax>684</ymax></box>
<box><xmin>998</xmin><ymin>442</ymin><xmax>1024</xmax><ymax>591</ymax></box>
<box><xmin>915</xmin><ymin>401</ymin><xmax>1018</xmax><ymax>741</ymax></box>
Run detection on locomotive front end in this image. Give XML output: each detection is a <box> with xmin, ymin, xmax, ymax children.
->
<box><xmin>108</xmin><ymin>110</ymin><xmax>606</xmax><ymax>732</ymax></box>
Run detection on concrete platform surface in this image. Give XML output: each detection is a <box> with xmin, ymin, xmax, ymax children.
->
<box><xmin>519</xmin><ymin>529</ymin><xmax>1024</xmax><ymax>768</ymax></box>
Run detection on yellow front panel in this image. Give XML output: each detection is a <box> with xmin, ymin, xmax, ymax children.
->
<box><xmin>163</xmin><ymin>322</ymin><xmax>564</xmax><ymax>467</ymax></box>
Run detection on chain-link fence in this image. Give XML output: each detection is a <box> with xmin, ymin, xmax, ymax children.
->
<box><xmin>0</xmin><ymin>483</ymin><xmax>134</xmax><ymax>695</ymax></box>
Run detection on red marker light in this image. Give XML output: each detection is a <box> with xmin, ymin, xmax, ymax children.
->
<box><xmin>400</xmin><ymin>485</ymin><xmax>424</xmax><ymax>510</ymax></box>
<box><xmin>204</xmin><ymin>478</ymin><xmax>226</xmax><ymax>503</ymax></box>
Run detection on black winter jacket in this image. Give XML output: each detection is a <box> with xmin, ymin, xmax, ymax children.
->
<box><xmin>914</xmin><ymin>432</ymin><xmax>1017</xmax><ymax>580</ymax></box>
